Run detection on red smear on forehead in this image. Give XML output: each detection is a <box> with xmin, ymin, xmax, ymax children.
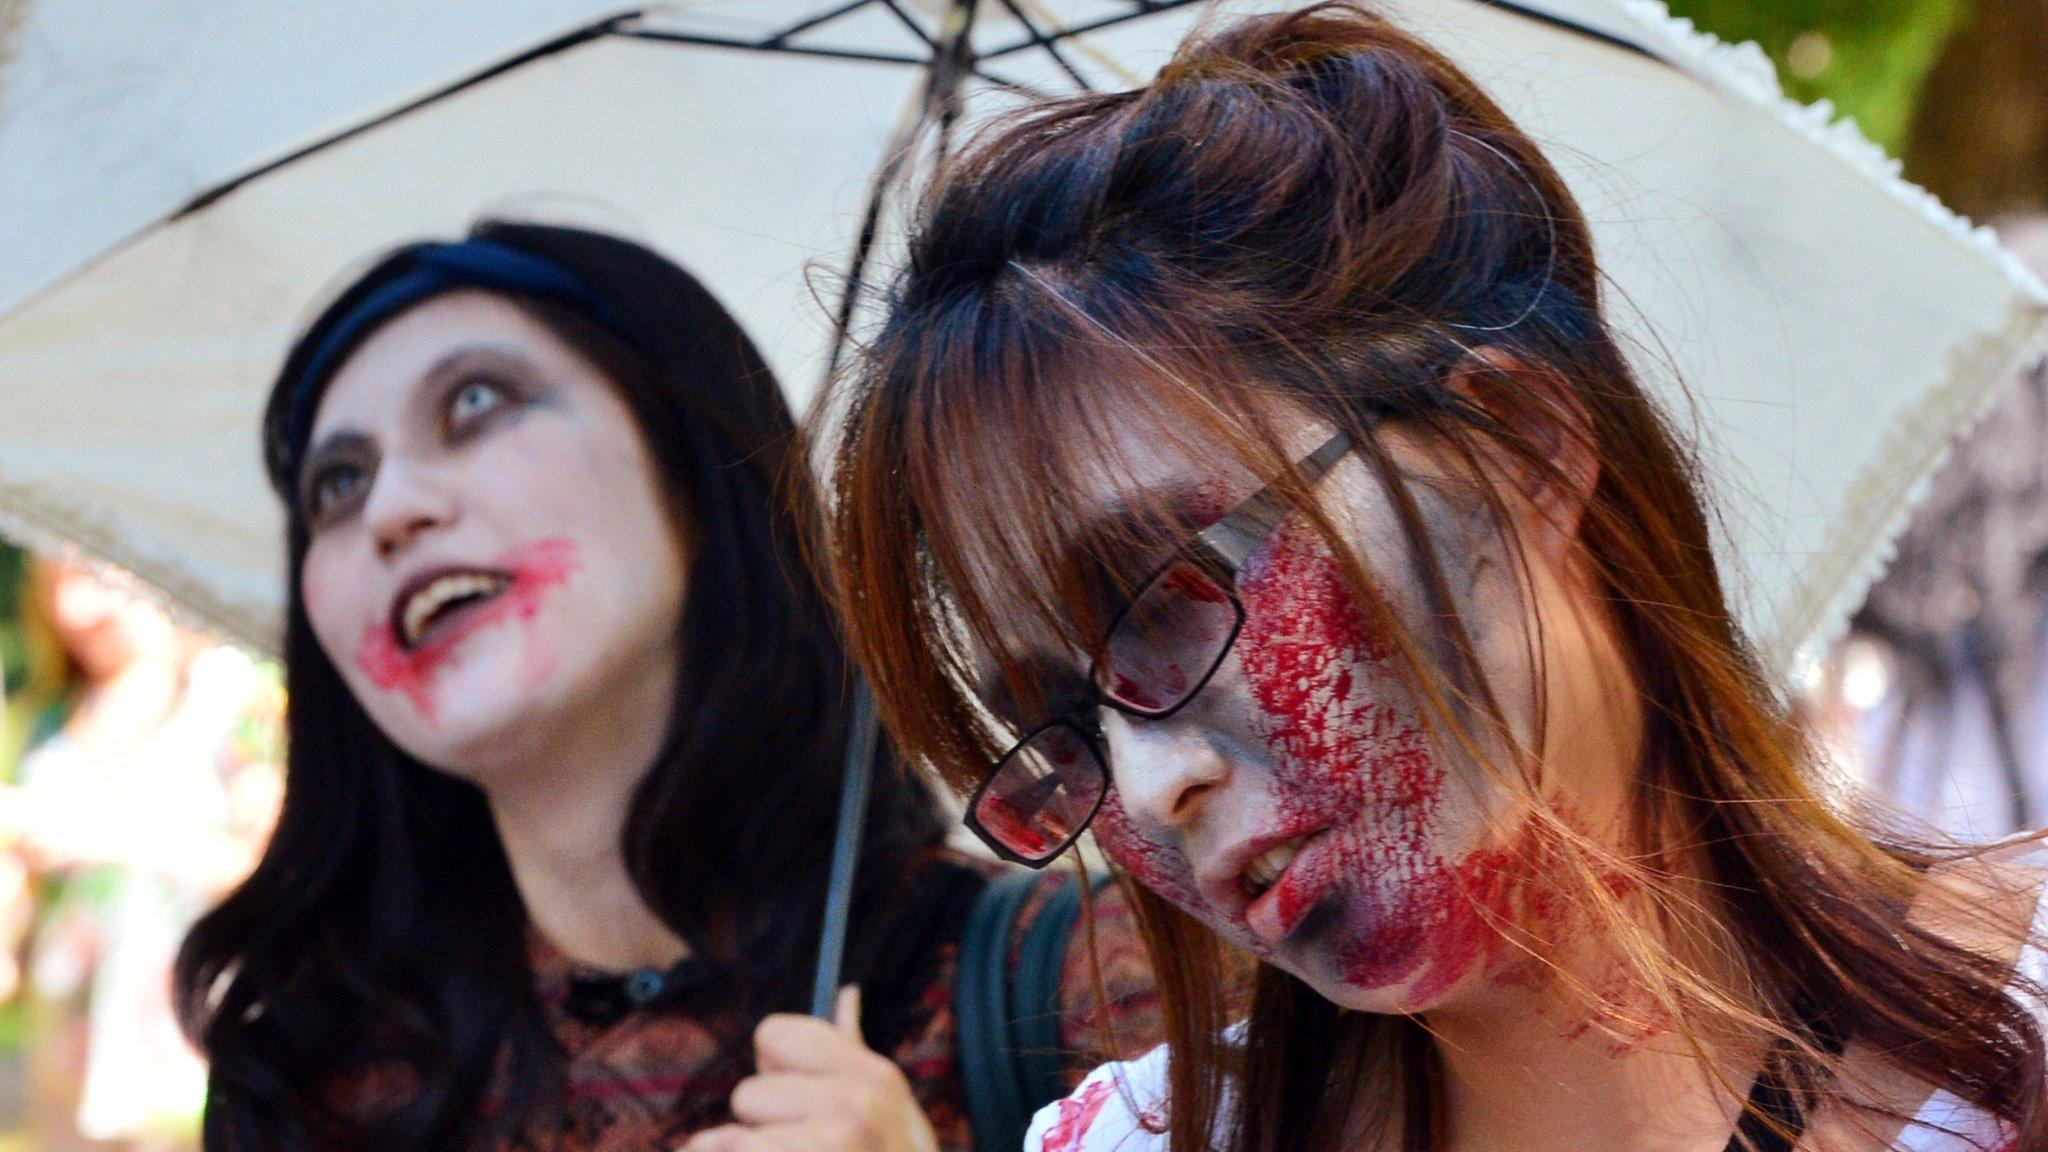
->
<box><xmin>355</xmin><ymin>537</ymin><xmax>580</xmax><ymax>723</ymax></box>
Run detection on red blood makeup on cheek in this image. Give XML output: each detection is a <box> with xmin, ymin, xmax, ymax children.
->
<box><xmin>354</xmin><ymin>537</ymin><xmax>581</xmax><ymax>722</ymax></box>
<box><xmin>1092</xmin><ymin>792</ymin><xmax>1202</xmax><ymax>910</ymax></box>
<box><xmin>1234</xmin><ymin>519</ymin><xmax>1484</xmax><ymax>997</ymax></box>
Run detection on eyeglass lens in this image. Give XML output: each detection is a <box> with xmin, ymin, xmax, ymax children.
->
<box><xmin>973</xmin><ymin>722</ymin><xmax>1107</xmax><ymax>861</ymax></box>
<box><xmin>1094</xmin><ymin>560</ymin><xmax>1241</xmax><ymax>715</ymax></box>
<box><xmin>974</xmin><ymin>560</ymin><xmax>1243</xmax><ymax>860</ymax></box>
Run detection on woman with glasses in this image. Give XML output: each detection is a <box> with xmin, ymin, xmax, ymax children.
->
<box><xmin>823</xmin><ymin>5</ymin><xmax>2048</xmax><ymax>1151</ymax></box>
<box><xmin>173</xmin><ymin>222</ymin><xmax>1156</xmax><ymax>1152</ymax></box>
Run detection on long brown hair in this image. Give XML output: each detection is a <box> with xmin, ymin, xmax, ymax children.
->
<box><xmin>827</xmin><ymin>6</ymin><xmax>2045</xmax><ymax>1150</ymax></box>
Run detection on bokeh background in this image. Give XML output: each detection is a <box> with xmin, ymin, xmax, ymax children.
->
<box><xmin>0</xmin><ymin>0</ymin><xmax>2046</xmax><ymax>1148</ymax></box>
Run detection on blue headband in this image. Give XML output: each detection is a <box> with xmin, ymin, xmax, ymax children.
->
<box><xmin>284</xmin><ymin>238</ymin><xmax>631</xmax><ymax>465</ymax></box>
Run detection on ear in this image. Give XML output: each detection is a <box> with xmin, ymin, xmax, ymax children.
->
<box><xmin>1442</xmin><ymin>347</ymin><xmax>1600</xmax><ymax>566</ymax></box>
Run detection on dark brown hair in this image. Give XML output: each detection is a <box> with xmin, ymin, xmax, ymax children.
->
<box><xmin>826</xmin><ymin>6</ymin><xmax>2046</xmax><ymax>1150</ymax></box>
<box><xmin>178</xmin><ymin>222</ymin><xmax>947</xmax><ymax>1151</ymax></box>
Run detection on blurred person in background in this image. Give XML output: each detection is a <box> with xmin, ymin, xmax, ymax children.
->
<box><xmin>0</xmin><ymin>551</ymin><xmax>281</xmax><ymax>1151</ymax></box>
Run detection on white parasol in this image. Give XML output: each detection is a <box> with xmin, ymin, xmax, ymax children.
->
<box><xmin>0</xmin><ymin>0</ymin><xmax>2040</xmax><ymax>685</ymax></box>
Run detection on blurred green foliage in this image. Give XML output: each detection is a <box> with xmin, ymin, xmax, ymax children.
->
<box><xmin>0</xmin><ymin>544</ymin><xmax>24</xmax><ymax>700</ymax></box>
<box><xmin>1666</xmin><ymin>0</ymin><xmax>1973</xmax><ymax>153</ymax></box>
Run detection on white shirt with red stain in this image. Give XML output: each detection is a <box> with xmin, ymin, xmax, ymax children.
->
<box><xmin>1024</xmin><ymin>883</ymin><xmax>2048</xmax><ymax>1152</ymax></box>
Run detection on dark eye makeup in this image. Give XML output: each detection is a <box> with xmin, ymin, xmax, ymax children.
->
<box><xmin>981</xmin><ymin>653</ymin><xmax>1098</xmax><ymax>736</ymax></box>
<box><xmin>294</xmin><ymin>348</ymin><xmax>547</xmax><ymax>531</ymax></box>
<box><xmin>297</xmin><ymin>432</ymin><xmax>378</xmax><ymax>527</ymax></box>
<box><xmin>439</xmin><ymin>369</ymin><xmax>530</xmax><ymax>439</ymax></box>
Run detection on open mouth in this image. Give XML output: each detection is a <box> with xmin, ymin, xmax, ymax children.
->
<box><xmin>1237</xmin><ymin>827</ymin><xmax>1341</xmax><ymax>946</ymax></box>
<box><xmin>393</xmin><ymin>570</ymin><xmax>513</xmax><ymax>650</ymax></box>
<box><xmin>1243</xmin><ymin>837</ymin><xmax>1308</xmax><ymax>901</ymax></box>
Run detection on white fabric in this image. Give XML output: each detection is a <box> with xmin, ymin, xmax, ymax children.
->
<box><xmin>0</xmin><ymin>0</ymin><xmax>635</xmax><ymax>318</ymax></box>
<box><xmin>0</xmin><ymin>1</ymin><xmax>2042</xmax><ymax>658</ymax></box>
<box><xmin>1024</xmin><ymin>1043</ymin><xmax>1171</xmax><ymax>1152</ymax></box>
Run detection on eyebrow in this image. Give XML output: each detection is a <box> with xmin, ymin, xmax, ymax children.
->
<box><xmin>411</xmin><ymin>343</ymin><xmax>540</xmax><ymax>403</ymax></box>
<box><xmin>974</xmin><ymin>649</ymin><xmax>1093</xmax><ymax>731</ymax></box>
<box><xmin>298</xmin><ymin>428</ymin><xmax>375</xmax><ymax>481</ymax></box>
<box><xmin>1063</xmin><ymin>432</ymin><xmax>1351</xmax><ymax>580</ymax></box>
<box><xmin>1054</xmin><ymin>479</ymin><xmax>1223</xmax><ymax>597</ymax></box>
<box><xmin>300</xmin><ymin>344</ymin><xmax>540</xmax><ymax>466</ymax></box>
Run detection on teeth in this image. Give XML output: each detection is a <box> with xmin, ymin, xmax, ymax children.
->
<box><xmin>1244</xmin><ymin>841</ymin><xmax>1302</xmax><ymax>896</ymax></box>
<box><xmin>400</xmin><ymin>572</ymin><xmax>510</xmax><ymax>646</ymax></box>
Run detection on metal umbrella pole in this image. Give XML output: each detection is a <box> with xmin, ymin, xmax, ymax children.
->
<box><xmin>809</xmin><ymin>679</ymin><xmax>884</xmax><ymax>1017</ymax></box>
<box><xmin>806</xmin><ymin>0</ymin><xmax>981</xmax><ymax>1019</ymax></box>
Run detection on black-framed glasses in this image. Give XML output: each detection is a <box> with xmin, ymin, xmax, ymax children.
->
<box><xmin>965</xmin><ymin>431</ymin><xmax>1355</xmax><ymax>865</ymax></box>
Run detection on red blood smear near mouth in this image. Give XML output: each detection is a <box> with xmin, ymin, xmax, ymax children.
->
<box><xmin>1092</xmin><ymin>793</ymin><xmax>1203</xmax><ymax>909</ymax></box>
<box><xmin>354</xmin><ymin>537</ymin><xmax>580</xmax><ymax>724</ymax></box>
<box><xmin>1334</xmin><ymin>843</ymin><xmax>1517</xmax><ymax>1000</ymax></box>
<box><xmin>1236</xmin><ymin>521</ymin><xmax>1472</xmax><ymax>994</ymax></box>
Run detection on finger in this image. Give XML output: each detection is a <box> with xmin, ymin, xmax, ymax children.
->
<box><xmin>729</xmin><ymin>1072</ymin><xmax>851</xmax><ymax>1125</ymax></box>
<box><xmin>678</xmin><ymin>1125</ymin><xmax>779</xmax><ymax>1152</ymax></box>
<box><xmin>753</xmin><ymin>1012</ymin><xmax>878</xmax><ymax>1075</ymax></box>
<box><xmin>834</xmin><ymin>984</ymin><xmax>862</xmax><ymax>1038</ymax></box>
<box><xmin>737</xmin><ymin>1118</ymin><xmax>863</xmax><ymax>1152</ymax></box>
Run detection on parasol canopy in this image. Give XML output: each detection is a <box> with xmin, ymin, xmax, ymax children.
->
<box><xmin>0</xmin><ymin>0</ymin><xmax>2040</xmax><ymax>684</ymax></box>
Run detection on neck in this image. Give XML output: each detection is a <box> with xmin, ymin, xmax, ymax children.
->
<box><xmin>1419</xmin><ymin>871</ymin><xmax>1763</xmax><ymax>1152</ymax></box>
<box><xmin>1407</xmin><ymin>598</ymin><xmax>1767</xmax><ymax>1152</ymax></box>
<box><xmin>483</xmin><ymin>658</ymin><xmax>689</xmax><ymax>974</ymax></box>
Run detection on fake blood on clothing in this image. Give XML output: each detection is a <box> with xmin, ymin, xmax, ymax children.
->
<box><xmin>1039</xmin><ymin>1078</ymin><xmax>1115</xmax><ymax>1152</ymax></box>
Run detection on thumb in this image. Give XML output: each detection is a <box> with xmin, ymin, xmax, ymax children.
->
<box><xmin>834</xmin><ymin>984</ymin><xmax>862</xmax><ymax>1039</ymax></box>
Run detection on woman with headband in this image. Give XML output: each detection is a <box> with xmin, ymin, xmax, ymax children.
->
<box><xmin>825</xmin><ymin>6</ymin><xmax>2048</xmax><ymax>1151</ymax></box>
<box><xmin>174</xmin><ymin>222</ymin><xmax>1155</xmax><ymax>1152</ymax></box>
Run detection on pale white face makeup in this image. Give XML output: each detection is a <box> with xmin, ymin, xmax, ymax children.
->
<box><xmin>981</xmin><ymin>412</ymin><xmax>1634</xmax><ymax>1016</ymax></box>
<box><xmin>297</xmin><ymin>290</ymin><xmax>688</xmax><ymax>782</ymax></box>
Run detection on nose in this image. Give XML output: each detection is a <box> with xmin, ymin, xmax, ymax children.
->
<box><xmin>1101</xmin><ymin>711</ymin><xmax>1230</xmax><ymax>832</ymax></box>
<box><xmin>363</xmin><ymin>460</ymin><xmax>459</xmax><ymax>561</ymax></box>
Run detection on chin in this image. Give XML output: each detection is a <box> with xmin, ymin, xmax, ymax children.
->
<box><xmin>1305</xmin><ymin>969</ymin><xmax>1446</xmax><ymax>1015</ymax></box>
<box><xmin>1265</xmin><ymin>902</ymin><xmax>1488</xmax><ymax>1016</ymax></box>
<box><xmin>434</xmin><ymin>712</ymin><xmax>551</xmax><ymax>777</ymax></box>
<box><xmin>367</xmin><ymin>666</ymin><xmax>564</xmax><ymax>781</ymax></box>
<box><xmin>372</xmin><ymin>704</ymin><xmax>533</xmax><ymax>779</ymax></box>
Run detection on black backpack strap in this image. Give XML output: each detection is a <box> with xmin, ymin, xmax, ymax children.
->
<box><xmin>957</xmin><ymin>869</ymin><xmax>1110</xmax><ymax>1152</ymax></box>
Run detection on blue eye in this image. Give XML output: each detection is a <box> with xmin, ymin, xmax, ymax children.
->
<box><xmin>307</xmin><ymin>463</ymin><xmax>367</xmax><ymax>520</ymax></box>
<box><xmin>448</xmin><ymin>379</ymin><xmax>506</xmax><ymax>427</ymax></box>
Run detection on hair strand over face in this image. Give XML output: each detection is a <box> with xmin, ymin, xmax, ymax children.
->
<box><xmin>826</xmin><ymin>6</ymin><xmax>2047</xmax><ymax>1150</ymax></box>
